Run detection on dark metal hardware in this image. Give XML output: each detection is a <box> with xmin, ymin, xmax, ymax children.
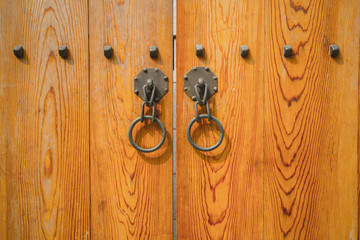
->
<box><xmin>13</xmin><ymin>45</ymin><xmax>24</xmax><ymax>59</ymax></box>
<box><xmin>128</xmin><ymin>68</ymin><xmax>169</xmax><ymax>152</ymax></box>
<box><xmin>187</xmin><ymin>113</ymin><xmax>224</xmax><ymax>152</ymax></box>
<box><xmin>184</xmin><ymin>66</ymin><xmax>224</xmax><ymax>151</ymax></box>
<box><xmin>104</xmin><ymin>45</ymin><xmax>113</xmax><ymax>59</ymax></box>
<box><xmin>283</xmin><ymin>45</ymin><xmax>292</xmax><ymax>58</ymax></box>
<box><xmin>240</xmin><ymin>45</ymin><xmax>250</xmax><ymax>58</ymax></box>
<box><xmin>59</xmin><ymin>45</ymin><xmax>69</xmax><ymax>59</ymax></box>
<box><xmin>183</xmin><ymin>66</ymin><xmax>217</xmax><ymax>103</ymax></box>
<box><xmin>134</xmin><ymin>68</ymin><xmax>169</xmax><ymax>103</ymax></box>
<box><xmin>196</xmin><ymin>44</ymin><xmax>204</xmax><ymax>57</ymax></box>
<box><xmin>329</xmin><ymin>44</ymin><xmax>340</xmax><ymax>58</ymax></box>
<box><xmin>150</xmin><ymin>46</ymin><xmax>158</xmax><ymax>58</ymax></box>
<box><xmin>128</xmin><ymin>107</ymin><xmax>166</xmax><ymax>153</ymax></box>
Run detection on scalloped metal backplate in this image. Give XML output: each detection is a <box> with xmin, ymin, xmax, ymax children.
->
<box><xmin>134</xmin><ymin>68</ymin><xmax>169</xmax><ymax>102</ymax></box>
<box><xmin>183</xmin><ymin>66</ymin><xmax>218</xmax><ymax>101</ymax></box>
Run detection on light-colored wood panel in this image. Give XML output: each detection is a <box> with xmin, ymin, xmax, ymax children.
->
<box><xmin>177</xmin><ymin>1</ymin><xmax>265</xmax><ymax>239</ymax></box>
<box><xmin>263</xmin><ymin>0</ymin><xmax>359</xmax><ymax>239</ymax></box>
<box><xmin>89</xmin><ymin>0</ymin><xmax>173</xmax><ymax>239</ymax></box>
<box><xmin>0</xmin><ymin>0</ymin><xmax>90</xmax><ymax>239</ymax></box>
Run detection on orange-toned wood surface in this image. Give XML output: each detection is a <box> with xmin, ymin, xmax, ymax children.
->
<box><xmin>0</xmin><ymin>0</ymin><xmax>90</xmax><ymax>239</ymax></box>
<box><xmin>263</xmin><ymin>1</ymin><xmax>359</xmax><ymax>239</ymax></box>
<box><xmin>89</xmin><ymin>0</ymin><xmax>173</xmax><ymax>239</ymax></box>
<box><xmin>177</xmin><ymin>1</ymin><xmax>265</xmax><ymax>239</ymax></box>
<box><xmin>177</xmin><ymin>0</ymin><xmax>359</xmax><ymax>239</ymax></box>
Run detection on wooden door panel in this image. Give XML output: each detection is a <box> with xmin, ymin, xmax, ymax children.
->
<box><xmin>264</xmin><ymin>1</ymin><xmax>359</xmax><ymax>239</ymax></box>
<box><xmin>177</xmin><ymin>1</ymin><xmax>265</xmax><ymax>239</ymax></box>
<box><xmin>177</xmin><ymin>0</ymin><xmax>359</xmax><ymax>239</ymax></box>
<box><xmin>89</xmin><ymin>0</ymin><xmax>173</xmax><ymax>239</ymax></box>
<box><xmin>0</xmin><ymin>0</ymin><xmax>90</xmax><ymax>239</ymax></box>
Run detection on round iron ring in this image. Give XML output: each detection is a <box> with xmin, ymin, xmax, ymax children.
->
<box><xmin>186</xmin><ymin>114</ymin><xmax>224</xmax><ymax>152</ymax></box>
<box><xmin>128</xmin><ymin>115</ymin><xmax>166</xmax><ymax>153</ymax></box>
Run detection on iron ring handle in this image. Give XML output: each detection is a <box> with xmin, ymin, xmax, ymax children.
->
<box><xmin>186</xmin><ymin>114</ymin><xmax>224</xmax><ymax>152</ymax></box>
<box><xmin>128</xmin><ymin>115</ymin><xmax>166</xmax><ymax>153</ymax></box>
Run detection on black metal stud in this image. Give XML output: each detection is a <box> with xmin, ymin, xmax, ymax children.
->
<box><xmin>329</xmin><ymin>44</ymin><xmax>340</xmax><ymax>58</ymax></box>
<box><xmin>59</xmin><ymin>45</ymin><xmax>69</xmax><ymax>59</ymax></box>
<box><xmin>13</xmin><ymin>45</ymin><xmax>24</xmax><ymax>59</ymax></box>
<box><xmin>150</xmin><ymin>46</ymin><xmax>158</xmax><ymax>58</ymax></box>
<box><xmin>240</xmin><ymin>45</ymin><xmax>250</xmax><ymax>58</ymax></box>
<box><xmin>196</xmin><ymin>44</ymin><xmax>204</xmax><ymax>57</ymax></box>
<box><xmin>104</xmin><ymin>45</ymin><xmax>113</xmax><ymax>59</ymax></box>
<box><xmin>283</xmin><ymin>45</ymin><xmax>293</xmax><ymax>58</ymax></box>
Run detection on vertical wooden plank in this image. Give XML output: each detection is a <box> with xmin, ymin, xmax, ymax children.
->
<box><xmin>177</xmin><ymin>0</ymin><xmax>265</xmax><ymax>239</ymax></box>
<box><xmin>358</xmin><ymin>4</ymin><xmax>360</xmax><ymax>237</ymax></box>
<box><xmin>0</xmin><ymin>0</ymin><xmax>90</xmax><ymax>239</ymax></box>
<box><xmin>264</xmin><ymin>0</ymin><xmax>359</xmax><ymax>239</ymax></box>
<box><xmin>89</xmin><ymin>0</ymin><xmax>173</xmax><ymax>239</ymax></box>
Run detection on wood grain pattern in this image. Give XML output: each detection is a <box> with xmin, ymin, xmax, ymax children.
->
<box><xmin>264</xmin><ymin>1</ymin><xmax>359</xmax><ymax>239</ymax></box>
<box><xmin>89</xmin><ymin>0</ymin><xmax>173</xmax><ymax>239</ymax></box>
<box><xmin>177</xmin><ymin>0</ymin><xmax>265</xmax><ymax>239</ymax></box>
<box><xmin>177</xmin><ymin>0</ymin><xmax>359</xmax><ymax>239</ymax></box>
<box><xmin>0</xmin><ymin>0</ymin><xmax>90</xmax><ymax>239</ymax></box>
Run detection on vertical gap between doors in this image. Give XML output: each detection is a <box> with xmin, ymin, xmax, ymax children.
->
<box><xmin>172</xmin><ymin>0</ymin><xmax>177</xmax><ymax>239</ymax></box>
<box><xmin>88</xmin><ymin>0</ymin><xmax>91</xmax><ymax>239</ymax></box>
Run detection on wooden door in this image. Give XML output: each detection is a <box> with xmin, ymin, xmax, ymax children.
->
<box><xmin>0</xmin><ymin>0</ymin><xmax>174</xmax><ymax>239</ymax></box>
<box><xmin>1</xmin><ymin>0</ymin><xmax>359</xmax><ymax>239</ymax></box>
<box><xmin>0</xmin><ymin>0</ymin><xmax>90</xmax><ymax>239</ymax></box>
<box><xmin>89</xmin><ymin>0</ymin><xmax>173</xmax><ymax>239</ymax></box>
<box><xmin>177</xmin><ymin>0</ymin><xmax>359</xmax><ymax>239</ymax></box>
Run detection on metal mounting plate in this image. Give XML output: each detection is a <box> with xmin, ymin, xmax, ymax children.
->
<box><xmin>183</xmin><ymin>66</ymin><xmax>218</xmax><ymax>101</ymax></box>
<box><xmin>134</xmin><ymin>68</ymin><xmax>169</xmax><ymax>102</ymax></box>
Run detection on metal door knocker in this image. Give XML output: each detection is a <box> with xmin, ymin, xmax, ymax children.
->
<box><xmin>128</xmin><ymin>68</ymin><xmax>169</xmax><ymax>152</ymax></box>
<box><xmin>183</xmin><ymin>67</ymin><xmax>224</xmax><ymax>151</ymax></box>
